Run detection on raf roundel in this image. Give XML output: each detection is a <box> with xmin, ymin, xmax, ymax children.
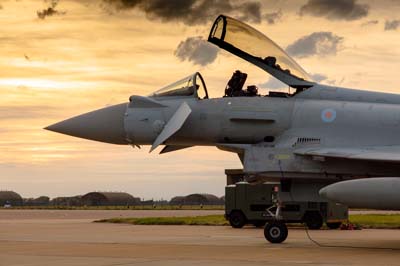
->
<box><xmin>321</xmin><ymin>108</ymin><xmax>336</xmax><ymax>123</ymax></box>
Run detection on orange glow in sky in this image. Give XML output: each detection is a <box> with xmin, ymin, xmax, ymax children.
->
<box><xmin>1</xmin><ymin>0</ymin><xmax>400</xmax><ymax>199</ymax></box>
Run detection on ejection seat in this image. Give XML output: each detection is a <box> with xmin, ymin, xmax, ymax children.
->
<box><xmin>224</xmin><ymin>70</ymin><xmax>248</xmax><ymax>97</ymax></box>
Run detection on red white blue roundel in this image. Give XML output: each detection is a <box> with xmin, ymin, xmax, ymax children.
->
<box><xmin>321</xmin><ymin>108</ymin><xmax>336</xmax><ymax>123</ymax></box>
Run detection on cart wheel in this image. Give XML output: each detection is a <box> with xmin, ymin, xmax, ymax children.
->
<box><xmin>264</xmin><ymin>221</ymin><xmax>288</xmax><ymax>243</ymax></box>
<box><xmin>326</xmin><ymin>222</ymin><xmax>342</xmax><ymax>229</ymax></box>
<box><xmin>303</xmin><ymin>212</ymin><xmax>323</xmax><ymax>230</ymax></box>
<box><xmin>229</xmin><ymin>211</ymin><xmax>246</xmax><ymax>228</ymax></box>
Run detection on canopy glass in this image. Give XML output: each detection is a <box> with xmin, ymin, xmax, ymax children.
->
<box><xmin>208</xmin><ymin>15</ymin><xmax>314</xmax><ymax>88</ymax></box>
<box><xmin>150</xmin><ymin>72</ymin><xmax>208</xmax><ymax>99</ymax></box>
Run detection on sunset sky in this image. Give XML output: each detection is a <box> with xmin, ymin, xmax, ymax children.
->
<box><xmin>1</xmin><ymin>0</ymin><xmax>400</xmax><ymax>200</ymax></box>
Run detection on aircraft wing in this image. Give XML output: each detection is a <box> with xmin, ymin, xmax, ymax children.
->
<box><xmin>294</xmin><ymin>146</ymin><xmax>400</xmax><ymax>163</ymax></box>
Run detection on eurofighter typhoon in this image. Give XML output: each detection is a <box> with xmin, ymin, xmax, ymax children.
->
<box><xmin>46</xmin><ymin>15</ymin><xmax>400</xmax><ymax>243</ymax></box>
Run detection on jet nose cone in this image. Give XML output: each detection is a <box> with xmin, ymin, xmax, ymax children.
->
<box><xmin>45</xmin><ymin>103</ymin><xmax>128</xmax><ymax>144</ymax></box>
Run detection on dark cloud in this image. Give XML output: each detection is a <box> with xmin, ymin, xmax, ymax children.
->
<box><xmin>235</xmin><ymin>1</ymin><xmax>262</xmax><ymax>24</ymax></box>
<box><xmin>286</xmin><ymin>32</ymin><xmax>343</xmax><ymax>58</ymax></box>
<box><xmin>263</xmin><ymin>10</ymin><xmax>282</xmax><ymax>25</ymax></box>
<box><xmin>37</xmin><ymin>0</ymin><xmax>65</xmax><ymax>20</ymax></box>
<box><xmin>384</xmin><ymin>20</ymin><xmax>400</xmax><ymax>31</ymax></box>
<box><xmin>361</xmin><ymin>20</ymin><xmax>379</xmax><ymax>27</ymax></box>
<box><xmin>310</xmin><ymin>73</ymin><xmax>328</xmax><ymax>83</ymax></box>
<box><xmin>102</xmin><ymin>0</ymin><xmax>262</xmax><ymax>25</ymax></box>
<box><xmin>310</xmin><ymin>73</ymin><xmax>336</xmax><ymax>84</ymax></box>
<box><xmin>174</xmin><ymin>36</ymin><xmax>219</xmax><ymax>66</ymax></box>
<box><xmin>299</xmin><ymin>0</ymin><xmax>369</xmax><ymax>21</ymax></box>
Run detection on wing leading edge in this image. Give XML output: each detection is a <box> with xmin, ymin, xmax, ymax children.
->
<box><xmin>295</xmin><ymin>146</ymin><xmax>400</xmax><ymax>163</ymax></box>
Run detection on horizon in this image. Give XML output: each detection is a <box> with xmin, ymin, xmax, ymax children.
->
<box><xmin>0</xmin><ymin>189</ymin><xmax>225</xmax><ymax>201</ymax></box>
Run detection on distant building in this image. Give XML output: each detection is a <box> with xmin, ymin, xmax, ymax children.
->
<box><xmin>23</xmin><ymin>196</ymin><xmax>50</xmax><ymax>206</ymax></box>
<box><xmin>50</xmin><ymin>196</ymin><xmax>82</xmax><ymax>206</ymax></box>
<box><xmin>170</xmin><ymin>194</ymin><xmax>223</xmax><ymax>205</ymax></box>
<box><xmin>184</xmin><ymin>193</ymin><xmax>223</xmax><ymax>205</ymax></box>
<box><xmin>0</xmin><ymin>191</ymin><xmax>23</xmax><ymax>206</ymax></box>
<box><xmin>81</xmin><ymin>192</ymin><xmax>140</xmax><ymax>206</ymax></box>
<box><xmin>170</xmin><ymin>196</ymin><xmax>185</xmax><ymax>205</ymax></box>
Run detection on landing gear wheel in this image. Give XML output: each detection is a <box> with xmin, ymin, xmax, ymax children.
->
<box><xmin>304</xmin><ymin>212</ymin><xmax>323</xmax><ymax>230</ymax></box>
<box><xmin>264</xmin><ymin>221</ymin><xmax>288</xmax><ymax>244</ymax></box>
<box><xmin>326</xmin><ymin>222</ymin><xmax>342</xmax><ymax>229</ymax></box>
<box><xmin>229</xmin><ymin>211</ymin><xmax>246</xmax><ymax>228</ymax></box>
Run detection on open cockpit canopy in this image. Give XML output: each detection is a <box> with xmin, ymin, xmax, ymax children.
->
<box><xmin>149</xmin><ymin>72</ymin><xmax>208</xmax><ymax>99</ymax></box>
<box><xmin>208</xmin><ymin>15</ymin><xmax>314</xmax><ymax>89</ymax></box>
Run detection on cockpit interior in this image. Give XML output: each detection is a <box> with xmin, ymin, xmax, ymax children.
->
<box><xmin>149</xmin><ymin>15</ymin><xmax>315</xmax><ymax>101</ymax></box>
<box><xmin>149</xmin><ymin>70</ymin><xmax>303</xmax><ymax>101</ymax></box>
<box><xmin>223</xmin><ymin>69</ymin><xmax>303</xmax><ymax>98</ymax></box>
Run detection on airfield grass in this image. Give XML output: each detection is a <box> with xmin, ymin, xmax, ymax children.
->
<box><xmin>96</xmin><ymin>214</ymin><xmax>400</xmax><ymax>229</ymax></box>
<box><xmin>96</xmin><ymin>215</ymin><xmax>229</xmax><ymax>226</ymax></box>
<box><xmin>2</xmin><ymin>205</ymin><xmax>224</xmax><ymax>211</ymax></box>
<box><xmin>349</xmin><ymin>214</ymin><xmax>400</xmax><ymax>229</ymax></box>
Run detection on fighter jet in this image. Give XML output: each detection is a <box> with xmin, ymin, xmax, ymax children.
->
<box><xmin>46</xmin><ymin>15</ymin><xmax>400</xmax><ymax>243</ymax></box>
